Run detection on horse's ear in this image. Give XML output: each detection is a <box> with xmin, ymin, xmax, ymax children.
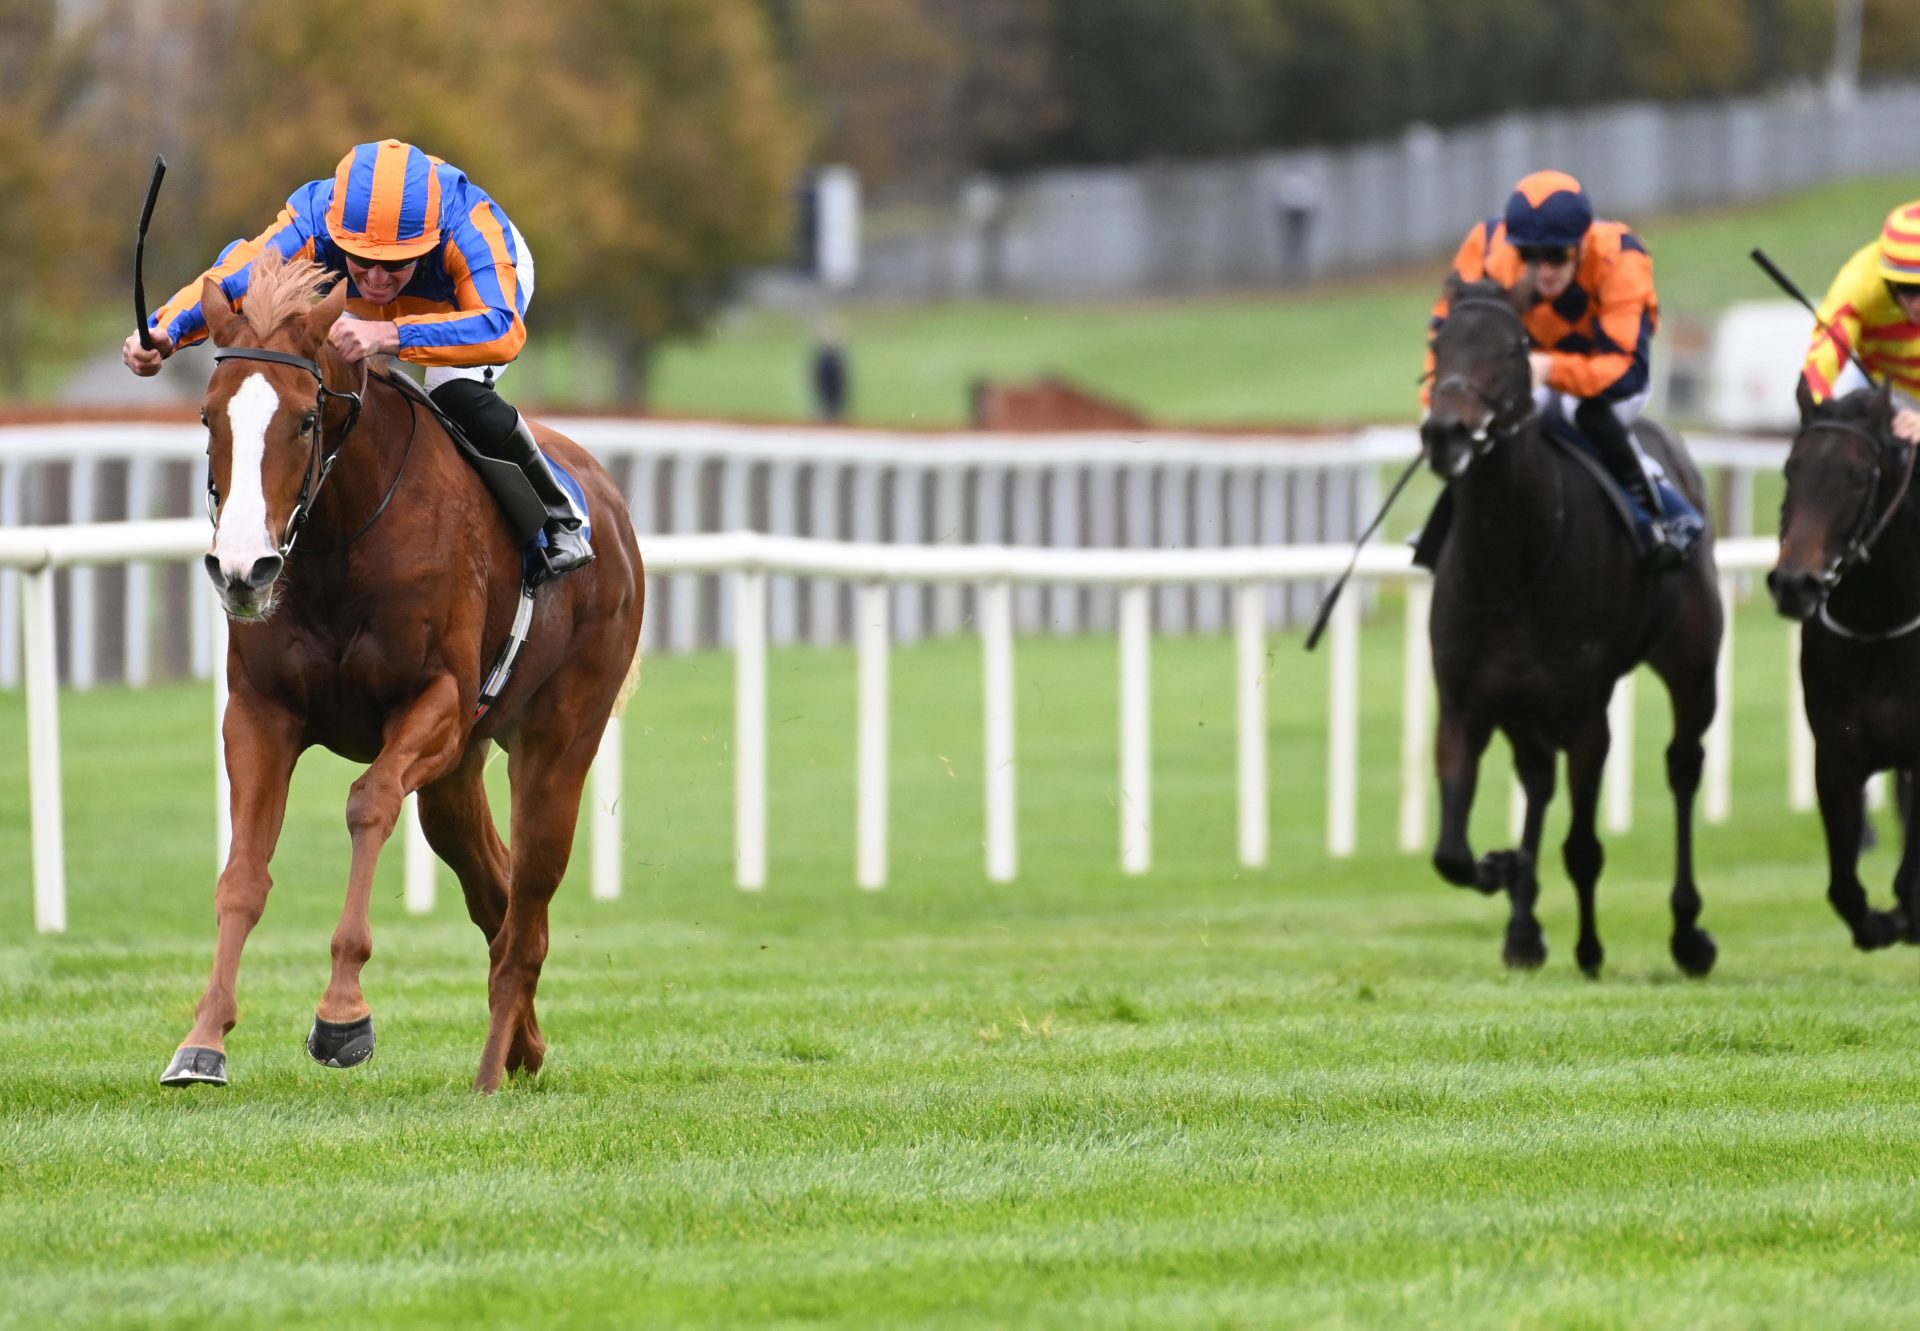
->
<box><xmin>201</xmin><ymin>276</ymin><xmax>239</xmax><ymax>346</ymax></box>
<box><xmin>1794</xmin><ymin>375</ymin><xmax>1819</xmax><ymax>427</ymax></box>
<box><xmin>304</xmin><ymin>279</ymin><xmax>349</xmax><ymax>342</ymax></box>
<box><xmin>1442</xmin><ymin>273</ymin><xmax>1464</xmax><ymax>305</ymax></box>
<box><xmin>1872</xmin><ymin>376</ymin><xmax>1894</xmax><ymax>424</ymax></box>
<box><xmin>1507</xmin><ymin>270</ymin><xmax>1536</xmax><ymax>311</ymax></box>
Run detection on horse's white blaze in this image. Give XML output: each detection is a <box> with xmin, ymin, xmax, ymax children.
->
<box><xmin>212</xmin><ymin>374</ymin><xmax>281</xmax><ymax>580</ymax></box>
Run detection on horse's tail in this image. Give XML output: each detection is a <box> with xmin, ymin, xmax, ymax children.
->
<box><xmin>612</xmin><ymin>638</ymin><xmax>644</xmax><ymax>718</ymax></box>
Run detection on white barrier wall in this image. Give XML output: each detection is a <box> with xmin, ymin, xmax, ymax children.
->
<box><xmin>0</xmin><ymin>419</ymin><xmax>1782</xmax><ymax>686</ymax></box>
<box><xmin>3</xmin><ymin>522</ymin><xmax>1802</xmax><ymax>934</ymax></box>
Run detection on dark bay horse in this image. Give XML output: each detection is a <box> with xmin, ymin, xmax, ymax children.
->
<box><xmin>1767</xmin><ymin>384</ymin><xmax>1920</xmax><ymax>950</ymax></box>
<box><xmin>162</xmin><ymin>252</ymin><xmax>644</xmax><ymax>1093</ymax></box>
<box><xmin>1420</xmin><ymin>277</ymin><xmax>1723</xmax><ymax>976</ymax></box>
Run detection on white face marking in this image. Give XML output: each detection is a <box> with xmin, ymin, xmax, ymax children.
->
<box><xmin>211</xmin><ymin>373</ymin><xmax>282</xmax><ymax>581</ymax></box>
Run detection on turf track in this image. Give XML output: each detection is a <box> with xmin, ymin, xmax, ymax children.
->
<box><xmin>4</xmin><ymin>599</ymin><xmax>1920</xmax><ymax>1328</ymax></box>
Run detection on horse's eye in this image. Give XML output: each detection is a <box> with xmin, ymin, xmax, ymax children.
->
<box><xmin>302</xmin><ymin>413</ymin><xmax>318</xmax><ymax>434</ymax></box>
<box><xmin>199</xmin><ymin>409</ymin><xmax>209</xmax><ymax>428</ymax></box>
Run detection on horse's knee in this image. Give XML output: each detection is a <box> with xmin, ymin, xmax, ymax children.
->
<box><xmin>1666</xmin><ymin>740</ymin><xmax>1704</xmax><ymax>792</ymax></box>
<box><xmin>345</xmin><ymin>777</ymin><xmax>402</xmax><ymax>842</ymax></box>
<box><xmin>213</xmin><ymin>870</ymin><xmax>270</xmax><ymax>930</ymax></box>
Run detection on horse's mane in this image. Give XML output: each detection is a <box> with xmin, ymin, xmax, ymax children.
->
<box><xmin>240</xmin><ymin>249</ymin><xmax>335</xmax><ymax>339</ymax></box>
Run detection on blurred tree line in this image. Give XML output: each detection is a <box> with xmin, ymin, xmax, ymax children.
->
<box><xmin>768</xmin><ymin>0</ymin><xmax>1916</xmax><ymax>181</ymax></box>
<box><xmin>6</xmin><ymin>0</ymin><xmax>1920</xmax><ymax>401</ymax></box>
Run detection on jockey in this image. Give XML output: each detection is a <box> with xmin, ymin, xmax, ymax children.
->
<box><xmin>1798</xmin><ymin>199</ymin><xmax>1920</xmax><ymax>443</ymax></box>
<box><xmin>1428</xmin><ymin>169</ymin><xmax>1679</xmax><ymax>567</ymax></box>
<box><xmin>121</xmin><ymin>138</ymin><xmax>592</xmax><ymax>582</ymax></box>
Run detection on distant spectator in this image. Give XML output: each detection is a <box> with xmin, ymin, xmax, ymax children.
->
<box><xmin>811</xmin><ymin>318</ymin><xmax>849</xmax><ymax>422</ymax></box>
<box><xmin>1276</xmin><ymin>170</ymin><xmax>1321</xmax><ymax>287</ymax></box>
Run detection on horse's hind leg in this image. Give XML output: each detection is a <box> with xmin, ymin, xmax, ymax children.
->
<box><xmin>311</xmin><ymin>675</ymin><xmax>468</xmax><ymax>1067</ymax></box>
<box><xmin>1818</xmin><ymin>753</ymin><xmax>1905</xmax><ymax>950</ymax></box>
<box><xmin>1650</xmin><ymin>610</ymin><xmax>1719</xmax><ymax>976</ymax></box>
<box><xmin>417</xmin><ymin>742</ymin><xmax>511</xmax><ymax>943</ymax></box>
<box><xmin>1501</xmin><ymin>729</ymin><xmax>1555</xmax><ymax>971</ymax></box>
<box><xmin>473</xmin><ymin>723</ymin><xmax>604</xmax><ymax>1094</ymax></box>
<box><xmin>1560</xmin><ymin>712</ymin><xmax>1610</xmax><ymax>978</ymax></box>
<box><xmin>1433</xmin><ymin>706</ymin><xmax>1498</xmax><ymax>892</ymax></box>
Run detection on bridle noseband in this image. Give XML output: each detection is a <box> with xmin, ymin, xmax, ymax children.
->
<box><xmin>1430</xmin><ymin>296</ymin><xmax>1536</xmax><ymax>454</ymax></box>
<box><xmin>206</xmin><ymin>346</ymin><xmax>364</xmax><ymax>558</ymax></box>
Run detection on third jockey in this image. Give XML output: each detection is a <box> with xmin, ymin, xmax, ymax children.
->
<box><xmin>121</xmin><ymin>137</ymin><xmax>592</xmax><ymax>582</ymax></box>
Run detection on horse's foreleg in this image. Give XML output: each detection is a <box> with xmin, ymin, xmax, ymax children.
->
<box><xmin>1816</xmin><ymin>753</ymin><xmax>1903</xmax><ymax>951</ymax></box>
<box><xmin>310</xmin><ymin>675</ymin><xmax>467</xmax><ymax>1065</ymax></box>
<box><xmin>1560</xmin><ymin>714</ymin><xmax>1609</xmax><ymax>978</ymax></box>
<box><xmin>474</xmin><ymin>723</ymin><xmax>604</xmax><ymax>1094</ymax></box>
<box><xmin>162</xmin><ymin>690</ymin><xmax>301</xmax><ymax>1086</ymax></box>
<box><xmin>1501</xmin><ymin>729</ymin><xmax>1555</xmax><ymax>971</ymax></box>
<box><xmin>1433</xmin><ymin>706</ymin><xmax>1496</xmax><ymax>893</ymax></box>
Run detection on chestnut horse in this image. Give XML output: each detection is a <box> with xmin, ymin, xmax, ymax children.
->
<box><xmin>161</xmin><ymin>252</ymin><xmax>644</xmax><ymax>1093</ymax></box>
<box><xmin>1767</xmin><ymin>384</ymin><xmax>1920</xmax><ymax>950</ymax></box>
<box><xmin>1421</xmin><ymin>278</ymin><xmax>1723</xmax><ymax>977</ymax></box>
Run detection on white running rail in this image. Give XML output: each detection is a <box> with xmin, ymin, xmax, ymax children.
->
<box><xmin>1</xmin><ymin>522</ymin><xmax>1801</xmax><ymax>934</ymax></box>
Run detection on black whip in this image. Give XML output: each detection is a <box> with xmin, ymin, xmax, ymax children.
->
<box><xmin>1304</xmin><ymin>449</ymin><xmax>1425</xmax><ymax>652</ymax></box>
<box><xmin>1749</xmin><ymin>247</ymin><xmax>1879</xmax><ymax>387</ymax></box>
<box><xmin>134</xmin><ymin>155</ymin><xmax>167</xmax><ymax>351</ymax></box>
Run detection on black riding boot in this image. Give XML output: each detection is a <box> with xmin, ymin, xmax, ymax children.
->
<box><xmin>1573</xmin><ymin>397</ymin><xmax>1683</xmax><ymax>570</ymax></box>
<box><xmin>431</xmin><ymin>379</ymin><xmax>594</xmax><ymax>582</ymax></box>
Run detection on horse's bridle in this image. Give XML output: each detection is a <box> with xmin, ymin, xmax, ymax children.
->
<box><xmin>1430</xmin><ymin>296</ymin><xmax>1536</xmax><ymax>455</ymax></box>
<box><xmin>1793</xmin><ymin>415</ymin><xmax>1920</xmax><ymax>641</ymax></box>
<box><xmin>205</xmin><ymin>347</ymin><xmax>364</xmax><ymax>558</ymax></box>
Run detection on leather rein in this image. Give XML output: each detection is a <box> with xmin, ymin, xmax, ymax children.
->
<box><xmin>205</xmin><ymin>349</ymin><xmax>413</xmax><ymax>559</ymax></box>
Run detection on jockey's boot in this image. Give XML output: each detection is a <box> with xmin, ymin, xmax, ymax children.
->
<box><xmin>1575</xmin><ymin>398</ymin><xmax>1685</xmax><ymax>570</ymax></box>
<box><xmin>498</xmin><ymin>412</ymin><xmax>595</xmax><ymax>583</ymax></box>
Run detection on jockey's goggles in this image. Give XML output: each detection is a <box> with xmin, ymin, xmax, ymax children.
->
<box><xmin>1886</xmin><ymin>279</ymin><xmax>1920</xmax><ymax>302</ymax></box>
<box><xmin>1516</xmin><ymin>245</ymin><xmax>1575</xmax><ymax>266</ymax></box>
<box><xmin>343</xmin><ymin>252</ymin><xmax>420</xmax><ymax>275</ymax></box>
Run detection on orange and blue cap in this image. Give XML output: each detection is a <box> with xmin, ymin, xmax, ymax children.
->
<box><xmin>1503</xmin><ymin>170</ymin><xmax>1592</xmax><ymax>249</ymax></box>
<box><xmin>325</xmin><ymin>139</ymin><xmax>443</xmax><ymax>262</ymax></box>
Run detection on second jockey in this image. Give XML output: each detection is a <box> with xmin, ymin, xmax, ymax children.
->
<box><xmin>1798</xmin><ymin>199</ymin><xmax>1920</xmax><ymax>442</ymax></box>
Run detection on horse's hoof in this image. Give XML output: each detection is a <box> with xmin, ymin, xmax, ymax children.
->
<box><xmin>307</xmin><ymin>1014</ymin><xmax>376</xmax><ymax>1068</ymax></box>
<box><xmin>160</xmin><ymin>1045</ymin><xmax>228</xmax><ymax>1088</ymax></box>
<box><xmin>1852</xmin><ymin>911</ymin><xmax>1903</xmax><ymax>952</ymax></box>
<box><xmin>1502</xmin><ymin>930</ymin><xmax>1547</xmax><ymax>970</ymax></box>
<box><xmin>1672</xmin><ymin>929</ymin><xmax>1718</xmax><ymax>977</ymax></box>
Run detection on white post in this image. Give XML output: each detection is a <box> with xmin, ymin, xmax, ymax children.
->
<box><xmin>592</xmin><ymin>716</ymin><xmax>623</xmax><ymax>900</ymax></box>
<box><xmin>1606</xmin><ymin>671</ymin><xmax>1635</xmax><ymax>834</ymax></box>
<box><xmin>23</xmin><ymin>568</ymin><xmax>65</xmax><ymax>933</ymax></box>
<box><xmin>1788</xmin><ymin>626</ymin><xmax>1814</xmax><ymax>811</ymax></box>
<box><xmin>1399</xmin><ymin>579</ymin><xmax>1433</xmax><ymax>853</ymax></box>
<box><xmin>1327</xmin><ymin>584</ymin><xmax>1359</xmax><ymax>857</ymax></box>
<box><xmin>1704</xmin><ymin>573</ymin><xmax>1735</xmax><ymax>823</ymax></box>
<box><xmin>403</xmin><ymin>793</ymin><xmax>435</xmax><ymax>914</ymax></box>
<box><xmin>211</xmin><ymin>588</ymin><xmax>230</xmax><ymax>866</ymax></box>
<box><xmin>1119</xmin><ymin>584</ymin><xmax>1151</xmax><ymax>875</ymax></box>
<box><xmin>982</xmin><ymin>579</ymin><xmax>1017</xmax><ymax>882</ymax></box>
<box><xmin>1234</xmin><ymin>581</ymin><xmax>1267</xmax><ymax>868</ymax></box>
<box><xmin>856</xmin><ymin>583</ymin><xmax>889</xmax><ymax>890</ymax></box>
<box><xmin>735</xmin><ymin>568</ymin><xmax>767</xmax><ymax>889</ymax></box>
<box><xmin>67</xmin><ymin>459</ymin><xmax>96</xmax><ymax>692</ymax></box>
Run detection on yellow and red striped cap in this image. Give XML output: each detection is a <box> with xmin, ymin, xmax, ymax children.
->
<box><xmin>1878</xmin><ymin>200</ymin><xmax>1920</xmax><ymax>283</ymax></box>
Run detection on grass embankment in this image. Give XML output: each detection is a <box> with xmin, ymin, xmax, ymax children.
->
<box><xmin>4</xmin><ymin>604</ymin><xmax>1919</xmax><ymax>1328</ymax></box>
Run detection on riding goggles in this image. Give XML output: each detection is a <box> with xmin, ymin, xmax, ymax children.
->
<box><xmin>1516</xmin><ymin>245</ymin><xmax>1575</xmax><ymax>266</ymax></box>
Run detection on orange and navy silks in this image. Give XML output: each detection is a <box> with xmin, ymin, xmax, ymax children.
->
<box><xmin>1801</xmin><ymin>206</ymin><xmax>1920</xmax><ymax>402</ymax></box>
<box><xmin>149</xmin><ymin>163</ymin><xmax>526</xmax><ymax>369</ymax></box>
<box><xmin>1424</xmin><ymin>217</ymin><xmax>1659</xmax><ymax>406</ymax></box>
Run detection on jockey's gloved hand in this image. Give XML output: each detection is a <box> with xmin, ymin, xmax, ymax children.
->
<box><xmin>121</xmin><ymin>329</ymin><xmax>173</xmax><ymax>377</ymax></box>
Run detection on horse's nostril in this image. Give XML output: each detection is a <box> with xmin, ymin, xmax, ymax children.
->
<box><xmin>203</xmin><ymin>553</ymin><xmax>223</xmax><ymax>589</ymax></box>
<box><xmin>246</xmin><ymin>555</ymin><xmax>284</xmax><ymax>590</ymax></box>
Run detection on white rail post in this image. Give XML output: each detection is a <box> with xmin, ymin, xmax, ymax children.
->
<box><xmin>1606</xmin><ymin>672</ymin><xmax>1636</xmax><ymax>833</ymax></box>
<box><xmin>1788</xmin><ymin>626</ymin><xmax>1814</xmax><ymax>811</ymax></box>
<box><xmin>982</xmin><ymin>579</ymin><xmax>1017</xmax><ymax>882</ymax></box>
<box><xmin>1119</xmin><ymin>584</ymin><xmax>1151</xmax><ymax>874</ymax></box>
<box><xmin>1399</xmin><ymin>578</ymin><xmax>1433</xmax><ymax>853</ymax></box>
<box><xmin>736</xmin><ymin>568</ymin><xmax>767</xmax><ymax>889</ymax></box>
<box><xmin>1704</xmin><ymin>573</ymin><xmax>1735</xmax><ymax>823</ymax></box>
<box><xmin>211</xmin><ymin>587</ymin><xmax>230</xmax><ymax>867</ymax></box>
<box><xmin>1234</xmin><ymin>580</ymin><xmax>1268</xmax><ymax>868</ymax></box>
<box><xmin>403</xmin><ymin>793</ymin><xmax>435</xmax><ymax>914</ymax></box>
<box><xmin>1327</xmin><ymin>583</ymin><xmax>1359</xmax><ymax>857</ymax></box>
<box><xmin>856</xmin><ymin>582</ymin><xmax>889</xmax><ymax>889</ymax></box>
<box><xmin>592</xmin><ymin>716</ymin><xmax>623</xmax><ymax>900</ymax></box>
<box><xmin>23</xmin><ymin>567</ymin><xmax>66</xmax><ymax>933</ymax></box>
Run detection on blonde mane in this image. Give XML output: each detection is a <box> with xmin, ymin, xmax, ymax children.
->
<box><xmin>241</xmin><ymin>249</ymin><xmax>334</xmax><ymax>338</ymax></box>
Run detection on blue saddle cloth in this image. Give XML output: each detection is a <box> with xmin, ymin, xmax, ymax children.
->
<box><xmin>533</xmin><ymin>450</ymin><xmax>593</xmax><ymax>553</ymax></box>
<box><xmin>1541</xmin><ymin>413</ymin><xmax>1706</xmax><ymax>560</ymax></box>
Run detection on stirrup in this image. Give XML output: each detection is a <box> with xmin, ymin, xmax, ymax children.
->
<box><xmin>1645</xmin><ymin>525</ymin><xmax>1687</xmax><ymax>571</ymax></box>
<box><xmin>528</xmin><ymin>523</ymin><xmax>594</xmax><ymax>585</ymax></box>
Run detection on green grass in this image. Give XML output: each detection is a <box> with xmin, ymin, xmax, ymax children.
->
<box><xmin>6</xmin><ymin>596</ymin><xmax>1920</xmax><ymax>1328</ymax></box>
<box><xmin>621</xmin><ymin>172</ymin><xmax>1920</xmax><ymax>429</ymax></box>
